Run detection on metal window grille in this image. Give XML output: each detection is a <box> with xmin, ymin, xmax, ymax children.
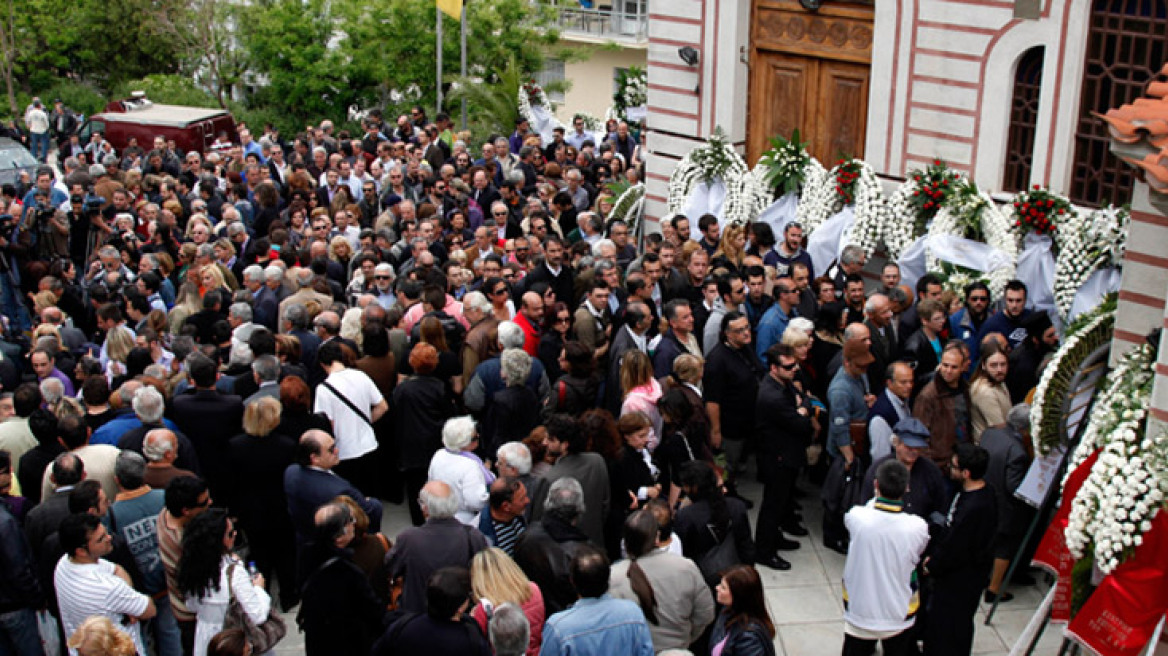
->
<box><xmin>1003</xmin><ymin>48</ymin><xmax>1045</xmax><ymax>192</ymax></box>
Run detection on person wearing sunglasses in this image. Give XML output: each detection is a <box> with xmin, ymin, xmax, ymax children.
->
<box><xmin>753</xmin><ymin>343</ymin><xmax>816</xmax><ymax>571</ymax></box>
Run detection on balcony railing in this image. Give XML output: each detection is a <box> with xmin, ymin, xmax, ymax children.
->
<box><xmin>552</xmin><ymin>2</ymin><xmax>648</xmax><ymax>42</ymax></box>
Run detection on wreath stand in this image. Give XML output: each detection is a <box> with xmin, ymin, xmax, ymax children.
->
<box><xmin>989</xmin><ymin>344</ymin><xmax>1109</xmax><ymax>654</ymax></box>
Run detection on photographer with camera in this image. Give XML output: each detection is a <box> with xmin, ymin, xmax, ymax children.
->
<box><xmin>29</xmin><ymin>189</ymin><xmax>70</xmax><ymax>261</ymax></box>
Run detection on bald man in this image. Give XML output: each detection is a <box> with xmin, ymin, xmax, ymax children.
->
<box><xmin>513</xmin><ymin>292</ymin><xmax>544</xmax><ymax>357</ymax></box>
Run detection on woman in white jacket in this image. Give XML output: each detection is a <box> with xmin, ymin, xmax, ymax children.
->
<box><xmin>177</xmin><ymin>509</ymin><xmax>272</xmax><ymax>656</ymax></box>
<box><xmin>428</xmin><ymin>415</ymin><xmax>492</xmax><ymax>525</ymax></box>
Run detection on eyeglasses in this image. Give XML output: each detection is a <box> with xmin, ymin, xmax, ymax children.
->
<box><xmin>374</xmin><ymin>275</ymin><xmax>391</xmax><ymax>280</ymax></box>
<box><xmin>968</xmin><ymin>296</ymin><xmax>989</xmax><ymax>303</ymax></box>
<box><xmin>778</xmin><ymin>361</ymin><xmax>799</xmax><ymax>370</ymax></box>
<box><xmin>491</xmin><ymin>288</ymin><xmax>507</xmax><ymax>296</ymax></box>
<box><xmin>777</xmin><ymin>288</ymin><xmax>794</xmax><ymax>295</ymax></box>
<box><xmin>493</xmin><ymin>212</ymin><xmax>508</xmax><ymax>217</ymax></box>
<box><xmin>555</xmin><ymin>316</ymin><xmax>570</xmax><ymax>324</ymax></box>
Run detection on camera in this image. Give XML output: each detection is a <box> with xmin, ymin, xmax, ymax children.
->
<box><xmin>0</xmin><ymin>214</ymin><xmax>16</xmax><ymax>242</ymax></box>
<box><xmin>84</xmin><ymin>196</ymin><xmax>105</xmax><ymax>214</ymax></box>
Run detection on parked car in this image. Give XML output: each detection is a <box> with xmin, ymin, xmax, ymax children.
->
<box><xmin>0</xmin><ymin>138</ymin><xmax>38</xmax><ymax>188</ymax></box>
<box><xmin>77</xmin><ymin>93</ymin><xmax>238</xmax><ymax>156</ymax></box>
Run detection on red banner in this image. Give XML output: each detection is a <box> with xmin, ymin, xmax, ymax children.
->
<box><xmin>1032</xmin><ymin>449</ymin><xmax>1100</xmax><ymax>623</ymax></box>
<box><xmin>1066</xmin><ymin>511</ymin><xmax>1168</xmax><ymax>655</ymax></box>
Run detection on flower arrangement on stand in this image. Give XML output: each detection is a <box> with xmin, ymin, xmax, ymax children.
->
<box><xmin>1029</xmin><ymin>296</ymin><xmax>1117</xmax><ymax>456</ymax></box>
<box><xmin>611</xmin><ymin>67</ymin><xmax>647</xmax><ymax>124</ymax></box>
<box><xmin>925</xmin><ymin>178</ymin><xmax>1018</xmax><ymax>297</ymax></box>
<box><xmin>517</xmin><ymin>79</ymin><xmax>564</xmax><ymax>131</ymax></box>
<box><xmin>1012</xmin><ymin>184</ymin><xmax>1073</xmax><ymax>237</ymax></box>
<box><xmin>756</xmin><ymin>130</ymin><xmax>812</xmax><ymax>198</ymax></box>
<box><xmin>794</xmin><ymin>157</ymin><xmax>833</xmax><ymax>234</ymax></box>
<box><xmin>1053</xmin><ymin>205</ymin><xmax>1130</xmax><ymax>320</ymax></box>
<box><xmin>666</xmin><ymin>128</ymin><xmax>758</xmax><ymax>226</ymax></box>
<box><xmin>607</xmin><ymin>183</ymin><xmax>645</xmax><ymax>235</ymax></box>
<box><xmin>836</xmin><ymin>158</ymin><xmax>890</xmax><ymax>257</ymax></box>
<box><xmin>1064</xmin><ymin>340</ymin><xmax>1162</xmax><ymax>574</ymax></box>
<box><xmin>907</xmin><ymin>159</ymin><xmax>963</xmax><ymax>233</ymax></box>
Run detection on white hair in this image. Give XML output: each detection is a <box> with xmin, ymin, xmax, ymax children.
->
<box><xmin>442</xmin><ymin>416</ymin><xmax>477</xmax><ymax>452</ymax></box>
<box><xmin>420</xmin><ymin>482</ymin><xmax>461</xmax><ymax>520</ymax></box>
<box><xmin>497</xmin><ymin>321</ymin><xmax>524</xmax><ymax>350</ymax></box>
<box><xmin>496</xmin><ymin>442</ymin><xmax>532</xmax><ymax>475</ymax></box>
<box><xmin>591</xmin><ymin>239</ymin><xmax>616</xmax><ymax>257</ymax></box>
<box><xmin>132</xmin><ymin>386</ymin><xmax>166</xmax><ymax>424</ymax></box>
<box><xmin>39</xmin><ymin>378</ymin><xmax>64</xmax><ymax>405</ymax></box>
<box><xmin>143</xmin><ymin>430</ymin><xmax>176</xmax><ymax>462</ymax></box>
<box><xmin>462</xmin><ymin>291</ymin><xmax>491</xmax><ymax>314</ymax></box>
<box><xmin>264</xmin><ymin>265</ymin><xmax>284</xmax><ymax>283</ymax></box>
<box><xmin>489</xmin><ymin>603</ymin><xmax>530</xmax><ymax>656</ymax></box>
<box><xmin>243</xmin><ymin>265</ymin><xmax>264</xmax><ymax>283</ymax></box>
<box><xmin>789</xmin><ymin>317</ymin><xmax>815</xmax><ymax>337</ymax></box>
<box><xmin>500</xmin><ymin>348</ymin><xmax>532</xmax><ymax>388</ymax></box>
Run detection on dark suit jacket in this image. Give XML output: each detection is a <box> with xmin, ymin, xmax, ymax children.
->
<box><xmin>253</xmin><ymin>286</ymin><xmax>279</xmax><ymax>332</ymax></box>
<box><xmin>169</xmin><ymin>389</ymin><xmax>244</xmax><ymax>496</ymax></box>
<box><xmin>117</xmin><ymin>423</ymin><xmax>201</xmax><ymax>474</ymax></box>
<box><xmin>284</xmin><ymin>465</ymin><xmax>383</xmax><ymax>544</ymax></box>
<box><xmin>755</xmin><ymin>375</ymin><xmax>813</xmax><ymax>469</ymax></box>
<box><xmin>865</xmin><ymin>319</ymin><xmax>897</xmax><ymax>393</ymax></box>
<box><xmin>470</xmin><ymin>186</ymin><xmax>500</xmax><ymax>213</ymax></box>
<box><xmin>604</xmin><ymin>325</ymin><xmax>646</xmax><ymax>414</ymax></box>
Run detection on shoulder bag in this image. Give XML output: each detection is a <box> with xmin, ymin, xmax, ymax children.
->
<box><xmin>225</xmin><ymin>563</ymin><xmax>287</xmax><ymax>652</ymax></box>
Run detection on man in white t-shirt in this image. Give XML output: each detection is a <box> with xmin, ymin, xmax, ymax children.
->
<box><xmin>313</xmin><ymin>341</ymin><xmax>387</xmax><ymax>497</ymax></box>
<box><xmin>55</xmin><ymin>514</ymin><xmax>156</xmax><ymax>655</ymax></box>
<box><xmin>841</xmin><ymin>458</ymin><xmax>929</xmax><ymax>655</ymax></box>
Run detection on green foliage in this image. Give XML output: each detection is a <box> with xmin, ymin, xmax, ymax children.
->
<box><xmin>12</xmin><ymin>80</ymin><xmax>106</xmax><ymax>118</ymax></box>
<box><xmin>758</xmin><ymin>130</ymin><xmax>810</xmax><ymax>197</ymax></box>
<box><xmin>691</xmin><ymin>128</ymin><xmax>736</xmax><ymax>184</ymax></box>
<box><xmin>907</xmin><ymin>159</ymin><xmax>961</xmax><ymax>234</ymax></box>
<box><xmin>110</xmin><ymin>76</ymin><xmax>219</xmax><ymax>109</ymax></box>
<box><xmin>446</xmin><ymin>56</ymin><xmax>526</xmax><ymax>145</ymax></box>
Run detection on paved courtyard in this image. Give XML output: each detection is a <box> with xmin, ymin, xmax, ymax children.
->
<box><xmin>274</xmin><ymin>472</ymin><xmax>1068</xmax><ymax>656</ymax></box>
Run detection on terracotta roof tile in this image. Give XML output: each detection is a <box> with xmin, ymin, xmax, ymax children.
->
<box><xmin>1102</xmin><ymin>68</ymin><xmax>1168</xmax><ymax>194</ymax></box>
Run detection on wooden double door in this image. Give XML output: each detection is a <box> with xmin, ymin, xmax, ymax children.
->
<box><xmin>747</xmin><ymin>1</ymin><xmax>874</xmax><ymax>166</ymax></box>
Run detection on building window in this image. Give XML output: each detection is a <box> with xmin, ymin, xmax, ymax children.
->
<box><xmin>1070</xmin><ymin>0</ymin><xmax>1168</xmax><ymax>207</ymax></box>
<box><xmin>1003</xmin><ymin>48</ymin><xmax>1044</xmax><ymax>193</ymax></box>
<box><xmin>536</xmin><ymin>59</ymin><xmax>566</xmax><ymax>104</ymax></box>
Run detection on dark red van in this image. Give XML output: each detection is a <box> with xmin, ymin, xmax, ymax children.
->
<box><xmin>78</xmin><ymin>93</ymin><xmax>238</xmax><ymax>156</ymax></box>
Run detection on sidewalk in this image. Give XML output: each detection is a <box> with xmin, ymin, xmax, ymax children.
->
<box><xmin>273</xmin><ymin>472</ymin><xmax>1065</xmax><ymax>655</ymax></box>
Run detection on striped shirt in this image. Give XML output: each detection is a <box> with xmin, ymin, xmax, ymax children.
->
<box><xmin>55</xmin><ymin>557</ymin><xmax>149</xmax><ymax>656</ymax></box>
<box><xmin>491</xmin><ymin>515</ymin><xmax>527</xmax><ymax>556</ymax></box>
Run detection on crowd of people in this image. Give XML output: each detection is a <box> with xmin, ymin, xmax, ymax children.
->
<box><xmin>0</xmin><ymin>104</ymin><xmax>1057</xmax><ymax>656</ymax></box>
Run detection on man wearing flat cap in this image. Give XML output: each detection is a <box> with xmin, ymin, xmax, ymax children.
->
<box><xmin>859</xmin><ymin>417</ymin><xmax>949</xmax><ymax>521</ymax></box>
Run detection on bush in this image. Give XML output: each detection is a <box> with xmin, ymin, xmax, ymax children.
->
<box><xmin>109</xmin><ymin>75</ymin><xmax>220</xmax><ymax>109</ymax></box>
<box><xmin>13</xmin><ymin>80</ymin><xmax>107</xmax><ymax>119</ymax></box>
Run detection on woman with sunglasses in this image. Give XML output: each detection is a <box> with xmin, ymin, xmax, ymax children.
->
<box><xmin>537</xmin><ymin>302</ymin><xmax>572</xmax><ymax>381</ymax></box>
<box><xmin>484</xmin><ymin>276</ymin><xmax>516</xmax><ymax>322</ymax></box>
<box><xmin>177</xmin><ymin>509</ymin><xmax>272</xmax><ymax>656</ymax></box>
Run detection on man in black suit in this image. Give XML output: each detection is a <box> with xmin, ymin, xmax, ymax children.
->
<box><xmin>25</xmin><ymin>452</ymin><xmax>84</xmax><ymax>562</ymax></box>
<box><xmin>604</xmin><ymin>301</ymin><xmax>652</xmax><ymax>415</ymax></box>
<box><xmin>315</xmin><ymin>168</ymin><xmax>344</xmax><ymax>209</ymax></box>
<box><xmin>284</xmin><ymin>304</ymin><xmax>321</xmax><ymax>377</ymax></box>
<box><xmin>168</xmin><ymin>353</ymin><xmax>243</xmax><ymax>500</ymax></box>
<box><xmin>243</xmin><ymin>265</ymin><xmax>279</xmax><ymax>332</ymax></box>
<box><xmin>470</xmin><ymin>169</ymin><xmax>500</xmax><ymax>212</ymax></box>
<box><xmin>284</xmin><ymin>430</ymin><xmax>383</xmax><ymax>549</ymax></box>
<box><xmin>754</xmin><ymin>344</ymin><xmax>814</xmax><ymax>570</ymax></box>
<box><xmin>864</xmin><ymin>293</ymin><xmax>897</xmax><ymax>394</ymax></box>
<box><xmin>524</xmin><ymin>235</ymin><xmax>574</xmax><ymax>307</ymax></box>
<box><xmin>183</xmin><ymin>290</ymin><xmax>226</xmax><ymax>346</ymax></box>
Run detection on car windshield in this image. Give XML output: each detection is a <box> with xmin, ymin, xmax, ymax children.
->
<box><xmin>0</xmin><ymin>146</ymin><xmax>36</xmax><ymax>168</ymax></box>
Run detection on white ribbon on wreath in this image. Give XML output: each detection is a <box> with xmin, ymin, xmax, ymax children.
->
<box><xmin>923</xmin><ymin>191</ymin><xmax>1017</xmax><ymax>298</ymax></box>
<box><xmin>667</xmin><ymin>133</ymin><xmax>758</xmax><ymax>238</ymax></box>
<box><xmin>517</xmin><ymin>84</ymin><xmax>565</xmax><ymax>145</ymax></box>
<box><xmin>1015</xmin><ymin>233</ymin><xmax>1057</xmax><ymax>316</ymax></box>
<box><xmin>807</xmin><ymin>206</ymin><xmax>856</xmax><ymax>276</ymax></box>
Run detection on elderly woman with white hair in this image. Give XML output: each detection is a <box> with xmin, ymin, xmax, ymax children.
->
<box><xmin>427</xmin><ymin>415</ymin><xmax>493</xmax><ymax>525</ymax></box>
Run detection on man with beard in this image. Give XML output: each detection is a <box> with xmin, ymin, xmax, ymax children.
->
<box><xmin>772</xmin><ymin>222</ymin><xmax>814</xmax><ymax>278</ymax></box>
<box><xmin>1007</xmin><ymin>311</ymin><xmax>1058</xmax><ymax>404</ymax></box>
<box><xmin>969</xmin><ymin>340</ymin><xmax>1011</xmax><ymax>441</ymax></box>
<box><xmin>913</xmin><ymin>342</ymin><xmax>972</xmax><ymax>472</ymax></box>
<box><xmin>843</xmin><ymin>273</ymin><xmax>866</xmax><ymax>326</ymax></box>
<box><xmin>950</xmin><ymin>282</ymin><xmax>993</xmax><ymax>364</ymax></box>
<box><xmin>978</xmin><ymin>280</ymin><xmax>1031</xmax><ymax>351</ymax></box>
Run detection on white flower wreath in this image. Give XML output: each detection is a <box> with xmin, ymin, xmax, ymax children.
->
<box><xmin>843</xmin><ymin>159</ymin><xmax>890</xmax><ymax>258</ymax></box>
<box><xmin>1028</xmin><ymin>302</ymin><xmax>1115</xmax><ymax>456</ymax></box>
<box><xmin>608</xmin><ymin>182</ymin><xmax>645</xmax><ymax>234</ymax></box>
<box><xmin>925</xmin><ymin>182</ymin><xmax>1017</xmax><ymax>298</ymax></box>
<box><xmin>794</xmin><ymin>158</ymin><xmax>834</xmax><ymax>235</ymax></box>
<box><xmin>1064</xmin><ymin>343</ymin><xmax>1162</xmax><ymax>573</ymax></box>
<box><xmin>1053</xmin><ymin>205</ymin><xmax>1130</xmax><ymax>320</ymax></box>
<box><xmin>666</xmin><ymin>129</ymin><xmax>758</xmax><ymax>227</ymax></box>
<box><xmin>883</xmin><ymin>177</ymin><xmax>922</xmax><ymax>260</ymax></box>
<box><xmin>517</xmin><ymin>82</ymin><xmax>564</xmax><ymax>133</ymax></box>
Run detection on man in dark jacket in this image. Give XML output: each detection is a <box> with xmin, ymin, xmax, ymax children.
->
<box><xmin>0</xmin><ymin>490</ymin><xmax>44</xmax><ymax>654</ymax></box>
<box><xmin>981</xmin><ymin>404</ymin><xmax>1035</xmax><ymax>602</ymax></box>
<box><xmin>523</xmin><ymin>236</ymin><xmax>574</xmax><ymax>307</ymax></box>
<box><xmin>924</xmin><ymin>444</ymin><xmax>998</xmax><ymax>654</ymax></box>
<box><xmin>299</xmin><ymin>501</ymin><xmax>388</xmax><ymax>656</ymax></box>
<box><xmin>513</xmin><ymin>477</ymin><xmax>591</xmax><ymax>616</ymax></box>
<box><xmin>652</xmin><ymin>299</ymin><xmax>701</xmax><ymax>379</ymax></box>
<box><xmin>913</xmin><ymin>342</ymin><xmax>973</xmax><ymax>471</ymax></box>
<box><xmin>754</xmin><ymin>344</ymin><xmax>815</xmax><ymax>570</ymax></box>
<box><xmin>384</xmin><ymin>480</ymin><xmax>487</xmax><ymax>614</ymax></box>
<box><xmin>168</xmin><ymin>353</ymin><xmax>242</xmax><ymax>499</ymax></box>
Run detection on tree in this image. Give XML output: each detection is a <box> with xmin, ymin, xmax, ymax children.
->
<box><xmin>0</xmin><ymin>0</ymin><xmax>16</xmax><ymax>114</ymax></box>
<box><xmin>144</xmin><ymin>0</ymin><xmax>248</xmax><ymax>107</ymax></box>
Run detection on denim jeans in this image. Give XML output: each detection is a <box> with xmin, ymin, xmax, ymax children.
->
<box><xmin>0</xmin><ymin>268</ymin><xmax>29</xmax><ymax>333</ymax></box>
<box><xmin>144</xmin><ymin>594</ymin><xmax>183</xmax><ymax>656</ymax></box>
<box><xmin>29</xmin><ymin>132</ymin><xmax>49</xmax><ymax>162</ymax></box>
<box><xmin>0</xmin><ymin>607</ymin><xmax>45</xmax><ymax>656</ymax></box>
